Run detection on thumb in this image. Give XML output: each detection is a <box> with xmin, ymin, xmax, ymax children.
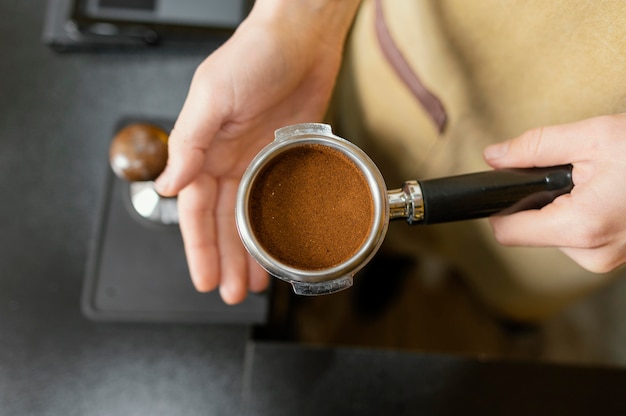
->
<box><xmin>154</xmin><ymin>126</ymin><xmax>208</xmax><ymax>197</ymax></box>
<box><xmin>154</xmin><ymin>75</ymin><xmax>225</xmax><ymax>196</ymax></box>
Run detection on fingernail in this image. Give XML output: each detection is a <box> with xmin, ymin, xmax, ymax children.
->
<box><xmin>220</xmin><ymin>284</ymin><xmax>243</xmax><ymax>305</ymax></box>
<box><xmin>154</xmin><ymin>174</ymin><xmax>170</xmax><ymax>194</ymax></box>
<box><xmin>484</xmin><ymin>142</ymin><xmax>509</xmax><ymax>161</ymax></box>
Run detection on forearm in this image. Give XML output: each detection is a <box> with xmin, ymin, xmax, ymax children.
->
<box><xmin>247</xmin><ymin>0</ymin><xmax>362</xmax><ymax>45</ymax></box>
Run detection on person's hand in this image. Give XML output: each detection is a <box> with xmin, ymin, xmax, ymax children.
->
<box><xmin>483</xmin><ymin>113</ymin><xmax>626</xmax><ymax>274</ymax></box>
<box><xmin>154</xmin><ymin>0</ymin><xmax>361</xmax><ymax>304</ymax></box>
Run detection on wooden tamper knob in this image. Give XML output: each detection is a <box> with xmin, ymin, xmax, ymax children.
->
<box><xmin>109</xmin><ymin>123</ymin><xmax>168</xmax><ymax>182</ymax></box>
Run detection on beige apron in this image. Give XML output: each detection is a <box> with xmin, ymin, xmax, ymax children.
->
<box><xmin>332</xmin><ymin>0</ymin><xmax>626</xmax><ymax>320</ymax></box>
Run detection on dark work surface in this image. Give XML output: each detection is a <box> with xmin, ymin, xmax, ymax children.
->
<box><xmin>0</xmin><ymin>1</ymin><xmax>251</xmax><ymax>414</ymax></box>
<box><xmin>2</xmin><ymin>2</ymin><xmax>626</xmax><ymax>415</ymax></box>
<box><xmin>245</xmin><ymin>343</ymin><xmax>626</xmax><ymax>416</ymax></box>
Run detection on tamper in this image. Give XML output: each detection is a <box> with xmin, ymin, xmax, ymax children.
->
<box><xmin>109</xmin><ymin>123</ymin><xmax>178</xmax><ymax>225</ymax></box>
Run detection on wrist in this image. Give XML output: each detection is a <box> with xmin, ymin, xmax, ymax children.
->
<box><xmin>248</xmin><ymin>0</ymin><xmax>361</xmax><ymax>42</ymax></box>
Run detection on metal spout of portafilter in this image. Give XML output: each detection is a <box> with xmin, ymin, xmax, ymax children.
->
<box><xmin>109</xmin><ymin>123</ymin><xmax>178</xmax><ymax>225</ymax></box>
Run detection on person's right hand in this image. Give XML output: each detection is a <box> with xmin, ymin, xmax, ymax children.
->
<box><xmin>484</xmin><ymin>113</ymin><xmax>626</xmax><ymax>275</ymax></box>
<box><xmin>155</xmin><ymin>0</ymin><xmax>362</xmax><ymax>304</ymax></box>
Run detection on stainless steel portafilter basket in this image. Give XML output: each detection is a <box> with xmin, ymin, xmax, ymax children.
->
<box><xmin>236</xmin><ymin>123</ymin><xmax>389</xmax><ymax>296</ymax></box>
<box><xmin>236</xmin><ymin>123</ymin><xmax>573</xmax><ymax>296</ymax></box>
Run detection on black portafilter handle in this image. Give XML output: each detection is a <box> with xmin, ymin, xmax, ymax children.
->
<box><xmin>415</xmin><ymin>165</ymin><xmax>573</xmax><ymax>224</ymax></box>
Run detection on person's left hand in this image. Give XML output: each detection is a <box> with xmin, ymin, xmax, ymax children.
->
<box><xmin>154</xmin><ymin>1</ymin><xmax>361</xmax><ymax>304</ymax></box>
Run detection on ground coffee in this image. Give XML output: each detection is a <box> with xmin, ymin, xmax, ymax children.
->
<box><xmin>249</xmin><ymin>143</ymin><xmax>374</xmax><ymax>270</ymax></box>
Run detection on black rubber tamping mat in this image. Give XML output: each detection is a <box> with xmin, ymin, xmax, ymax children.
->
<box><xmin>82</xmin><ymin>117</ymin><xmax>268</xmax><ymax>323</ymax></box>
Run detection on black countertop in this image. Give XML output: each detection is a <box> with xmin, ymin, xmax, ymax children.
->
<box><xmin>2</xmin><ymin>2</ymin><xmax>626</xmax><ymax>415</ymax></box>
<box><xmin>1</xmin><ymin>2</ymin><xmax>252</xmax><ymax>414</ymax></box>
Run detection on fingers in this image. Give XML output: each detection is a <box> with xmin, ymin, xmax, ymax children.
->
<box><xmin>489</xmin><ymin>183</ymin><xmax>615</xmax><ymax>250</ymax></box>
<box><xmin>483</xmin><ymin>117</ymin><xmax>606</xmax><ymax>169</ymax></box>
<box><xmin>216</xmin><ymin>179</ymin><xmax>269</xmax><ymax>302</ymax></box>
<box><xmin>248</xmin><ymin>257</ymin><xmax>270</xmax><ymax>293</ymax></box>
<box><xmin>492</xmin><ymin>206</ymin><xmax>623</xmax><ymax>274</ymax></box>
<box><xmin>489</xmin><ymin>186</ymin><xmax>626</xmax><ymax>273</ymax></box>
<box><xmin>214</xmin><ymin>178</ymin><xmax>252</xmax><ymax>304</ymax></box>
<box><xmin>178</xmin><ymin>173</ymin><xmax>220</xmax><ymax>293</ymax></box>
<box><xmin>488</xmin><ymin>194</ymin><xmax>574</xmax><ymax>248</ymax></box>
<box><xmin>178</xmin><ymin>174</ymin><xmax>263</xmax><ymax>304</ymax></box>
